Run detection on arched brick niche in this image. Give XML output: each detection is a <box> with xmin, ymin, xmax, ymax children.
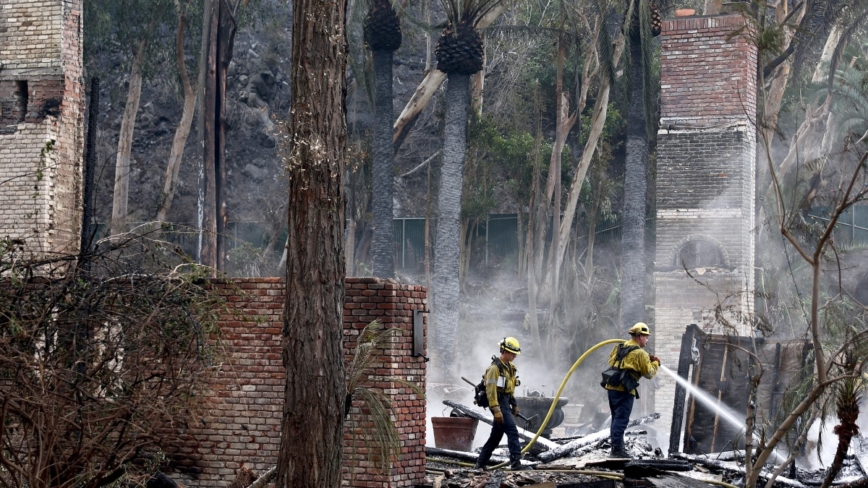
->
<box><xmin>667</xmin><ymin>235</ymin><xmax>731</xmax><ymax>270</ymax></box>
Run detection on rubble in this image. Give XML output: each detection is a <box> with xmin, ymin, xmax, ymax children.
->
<box><xmin>423</xmin><ymin>401</ymin><xmax>868</xmax><ymax>488</ymax></box>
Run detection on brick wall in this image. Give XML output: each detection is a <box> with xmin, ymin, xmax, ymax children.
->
<box><xmin>0</xmin><ymin>0</ymin><xmax>82</xmax><ymax>256</ymax></box>
<box><xmin>0</xmin><ymin>1</ymin><xmax>64</xmax><ymax>71</ymax></box>
<box><xmin>652</xmin><ymin>12</ymin><xmax>757</xmax><ymax>450</ymax></box>
<box><xmin>168</xmin><ymin>278</ymin><xmax>428</xmax><ymax>488</ymax></box>
<box><xmin>660</xmin><ymin>15</ymin><xmax>757</xmax><ymax>123</ymax></box>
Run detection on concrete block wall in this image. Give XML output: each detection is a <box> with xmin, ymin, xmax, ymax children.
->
<box><xmin>167</xmin><ymin>278</ymin><xmax>427</xmax><ymax>488</ymax></box>
<box><xmin>652</xmin><ymin>13</ymin><xmax>757</xmax><ymax>450</ymax></box>
<box><xmin>0</xmin><ymin>0</ymin><xmax>83</xmax><ymax>256</ymax></box>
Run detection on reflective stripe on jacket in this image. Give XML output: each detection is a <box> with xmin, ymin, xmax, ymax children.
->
<box><xmin>603</xmin><ymin>339</ymin><xmax>658</xmax><ymax>397</ymax></box>
<box><xmin>484</xmin><ymin>358</ymin><xmax>517</xmax><ymax>409</ymax></box>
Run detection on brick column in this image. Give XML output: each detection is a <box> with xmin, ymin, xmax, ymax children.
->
<box><xmin>0</xmin><ymin>0</ymin><xmax>83</xmax><ymax>256</ymax></box>
<box><xmin>653</xmin><ymin>13</ymin><xmax>757</xmax><ymax>451</ymax></box>
<box><xmin>343</xmin><ymin>278</ymin><xmax>428</xmax><ymax>488</ymax></box>
<box><xmin>167</xmin><ymin>278</ymin><xmax>427</xmax><ymax>488</ymax></box>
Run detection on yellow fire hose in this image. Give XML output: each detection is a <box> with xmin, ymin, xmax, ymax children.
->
<box><xmin>485</xmin><ymin>338</ymin><xmax>626</xmax><ymax>470</ymax></box>
<box><xmin>428</xmin><ymin>339</ymin><xmax>731</xmax><ymax>487</ymax></box>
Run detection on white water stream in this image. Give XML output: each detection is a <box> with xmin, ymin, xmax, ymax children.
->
<box><xmin>659</xmin><ymin>365</ymin><xmax>788</xmax><ymax>464</ymax></box>
<box><xmin>659</xmin><ymin>365</ymin><xmax>746</xmax><ymax>432</ymax></box>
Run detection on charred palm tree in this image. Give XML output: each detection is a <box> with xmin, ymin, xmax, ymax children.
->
<box><xmin>821</xmin><ymin>350</ymin><xmax>864</xmax><ymax>488</ymax></box>
<box><xmin>366</xmin><ymin>0</ymin><xmax>402</xmax><ymax>278</ymax></box>
<box><xmin>619</xmin><ymin>0</ymin><xmax>658</xmax><ymax>330</ymax></box>
<box><xmin>431</xmin><ymin>0</ymin><xmax>499</xmax><ymax>378</ymax></box>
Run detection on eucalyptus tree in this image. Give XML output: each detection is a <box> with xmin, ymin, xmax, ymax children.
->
<box><xmin>156</xmin><ymin>0</ymin><xmax>203</xmax><ymax>224</ymax></box>
<box><xmin>85</xmin><ymin>0</ymin><xmax>175</xmax><ymax>237</ymax></box>
<box><xmin>431</xmin><ymin>0</ymin><xmax>501</xmax><ymax>377</ymax></box>
<box><xmin>365</xmin><ymin>0</ymin><xmax>403</xmax><ymax>278</ymax></box>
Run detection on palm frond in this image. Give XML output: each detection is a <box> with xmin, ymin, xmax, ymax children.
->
<box><xmin>344</xmin><ymin>320</ymin><xmax>426</xmax><ymax>475</ymax></box>
<box><xmin>438</xmin><ymin>0</ymin><xmax>504</xmax><ymax>28</ymax></box>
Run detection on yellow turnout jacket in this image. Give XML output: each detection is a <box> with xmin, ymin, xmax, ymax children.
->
<box><xmin>484</xmin><ymin>357</ymin><xmax>518</xmax><ymax>409</ymax></box>
<box><xmin>603</xmin><ymin>339</ymin><xmax>659</xmax><ymax>397</ymax></box>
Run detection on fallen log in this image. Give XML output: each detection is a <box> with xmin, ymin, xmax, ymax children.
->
<box><xmin>693</xmin><ymin>450</ymin><xmax>745</xmax><ymax>462</ymax></box>
<box><xmin>442</xmin><ymin>400</ymin><xmax>559</xmax><ymax>450</ymax></box>
<box><xmin>671</xmin><ymin>453</ymin><xmax>806</xmax><ymax>488</ymax></box>
<box><xmin>537</xmin><ymin>413</ymin><xmax>660</xmax><ymax>463</ymax></box>
<box><xmin>228</xmin><ymin>466</ymin><xmax>256</xmax><ymax>488</ymax></box>
<box><xmin>246</xmin><ymin>466</ymin><xmax>276</xmax><ymax>488</ymax></box>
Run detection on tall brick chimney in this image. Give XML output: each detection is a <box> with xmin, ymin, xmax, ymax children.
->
<box><xmin>0</xmin><ymin>0</ymin><xmax>84</xmax><ymax>256</ymax></box>
<box><xmin>652</xmin><ymin>13</ymin><xmax>757</xmax><ymax>451</ymax></box>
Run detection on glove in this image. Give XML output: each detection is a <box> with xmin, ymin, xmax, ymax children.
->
<box><xmin>650</xmin><ymin>355</ymin><xmax>661</xmax><ymax>366</ymax></box>
<box><xmin>512</xmin><ymin>404</ymin><xmax>520</xmax><ymax>416</ymax></box>
<box><xmin>491</xmin><ymin>406</ymin><xmax>503</xmax><ymax>424</ymax></box>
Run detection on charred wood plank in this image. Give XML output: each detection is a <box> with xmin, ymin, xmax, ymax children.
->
<box><xmin>645</xmin><ymin>473</ymin><xmax>716</xmax><ymax>488</ymax></box>
<box><xmin>537</xmin><ymin>413</ymin><xmax>660</xmax><ymax>463</ymax></box>
<box><xmin>669</xmin><ymin>324</ymin><xmax>700</xmax><ymax>456</ymax></box>
<box><xmin>425</xmin><ymin>446</ymin><xmax>507</xmax><ymax>464</ymax></box>
<box><xmin>671</xmin><ymin>453</ymin><xmax>806</xmax><ymax>488</ymax></box>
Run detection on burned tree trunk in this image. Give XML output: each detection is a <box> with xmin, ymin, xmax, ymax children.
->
<box><xmin>275</xmin><ymin>0</ymin><xmax>348</xmax><ymax>485</ymax></box>
<box><xmin>200</xmin><ymin>2</ymin><xmax>218</xmax><ymax>271</ymax></box>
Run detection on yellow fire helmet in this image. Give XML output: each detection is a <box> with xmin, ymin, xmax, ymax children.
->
<box><xmin>628</xmin><ymin>322</ymin><xmax>651</xmax><ymax>336</ymax></box>
<box><xmin>500</xmin><ymin>337</ymin><xmax>521</xmax><ymax>354</ymax></box>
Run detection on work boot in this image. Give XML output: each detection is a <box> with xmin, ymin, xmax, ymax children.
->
<box><xmin>609</xmin><ymin>446</ymin><xmax>631</xmax><ymax>459</ymax></box>
<box><xmin>509</xmin><ymin>454</ymin><xmax>525</xmax><ymax>470</ymax></box>
<box><xmin>473</xmin><ymin>457</ymin><xmax>489</xmax><ymax>470</ymax></box>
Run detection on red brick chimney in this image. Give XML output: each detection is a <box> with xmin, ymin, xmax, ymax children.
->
<box><xmin>660</xmin><ymin>14</ymin><xmax>757</xmax><ymax>124</ymax></box>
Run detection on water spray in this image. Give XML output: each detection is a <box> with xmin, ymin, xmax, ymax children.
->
<box><xmin>658</xmin><ymin>365</ymin><xmax>745</xmax><ymax>432</ymax></box>
<box><xmin>658</xmin><ymin>365</ymin><xmax>787</xmax><ymax>464</ymax></box>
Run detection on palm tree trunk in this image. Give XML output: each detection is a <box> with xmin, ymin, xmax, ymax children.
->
<box><xmin>618</xmin><ymin>35</ymin><xmax>648</xmax><ymax>330</ymax></box>
<box><xmin>432</xmin><ymin>73</ymin><xmax>470</xmax><ymax>379</ymax></box>
<box><xmin>371</xmin><ymin>49</ymin><xmax>396</xmax><ymax>277</ymax></box>
<box><xmin>111</xmin><ymin>36</ymin><xmax>149</xmax><ymax>237</ymax></box>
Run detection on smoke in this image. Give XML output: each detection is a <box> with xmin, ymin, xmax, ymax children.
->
<box><xmin>423</xmin><ymin>268</ymin><xmax>619</xmax><ymax>448</ymax></box>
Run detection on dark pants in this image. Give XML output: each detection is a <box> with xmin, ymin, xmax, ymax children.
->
<box><xmin>608</xmin><ymin>389</ymin><xmax>635</xmax><ymax>449</ymax></box>
<box><xmin>477</xmin><ymin>394</ymin><xmax>521</xmax><ymax>465</ymax></box>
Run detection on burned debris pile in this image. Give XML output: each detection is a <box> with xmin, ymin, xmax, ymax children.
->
<box><xmin>420</xmin><ymin>400</ymin><xmax>868</xmax><ymax>488</ymax></box>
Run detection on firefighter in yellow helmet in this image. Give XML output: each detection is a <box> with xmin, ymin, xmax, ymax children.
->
<box><xmin>602</xmin><ymin>322</ymin><xmax>660</xmax><ymax>458</ymax></box>
<box><xmin>474</xmin><ymin>337</ymin><xmax>524</xmax><ymax>470</ymax></box>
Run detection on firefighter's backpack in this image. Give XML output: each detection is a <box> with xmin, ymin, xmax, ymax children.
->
<box><xmin>600</xmin><ymin>344</ymin><xmax>640</xmax><ymax>393</ymax></box>
<box><xmin>473</xmin><ymin>358</ymin><xmax>508</xmax><ymax>409</ymax></box>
